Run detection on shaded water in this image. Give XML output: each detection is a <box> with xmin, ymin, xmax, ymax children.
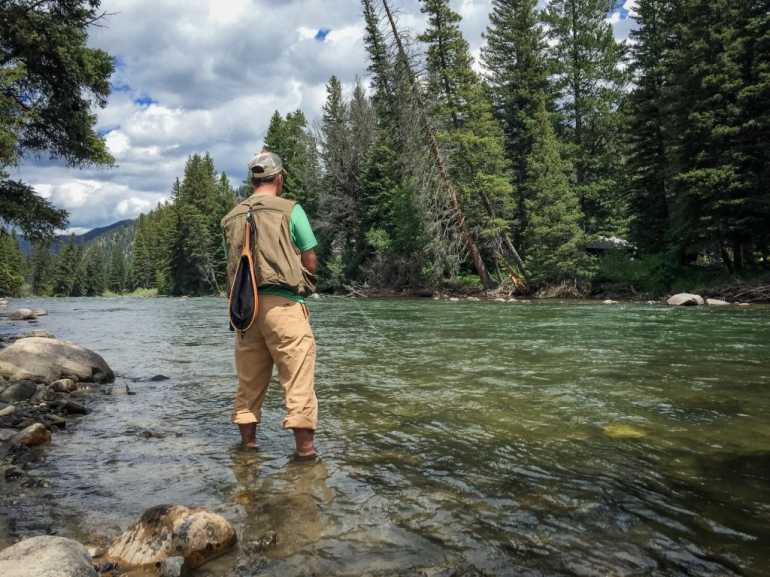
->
<box><xmin>2</xmin><ymin>297</ymin><xmax>770</xmax><ymax>576</ymax></box>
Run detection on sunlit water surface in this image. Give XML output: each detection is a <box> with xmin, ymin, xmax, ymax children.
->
<box><xmin>1</xmin><ymin>297</ymin><xmax>770</xmax><ymax>576</ymax></box>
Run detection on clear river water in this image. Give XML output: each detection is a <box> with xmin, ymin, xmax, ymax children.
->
<box><xmin>1</xmin><ymin>296</ymin><xmax>770</xmax><ymax>576</ymax></box>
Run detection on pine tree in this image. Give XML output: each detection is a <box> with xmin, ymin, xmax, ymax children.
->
<box><xmin>542</xmin><ymin>0</ymin><xmax>628</xmax><ymax>236</ymax></box>
<box><xmin>664</xmin><ymin>0</ymin><xmax>763</xmax><ymax>270</ymax></box>
<box><xmin>29</xmin><ymin>240</ymin><xmax>54</xmax><ymax>295</ymax></box>
<box><xmin>52</xmin><ymin>237</ymin><xmax>80</xmax><ymax>296</ymax></box>
<box><xmin>108</xmin><ymin>247</ymin><xmax>126</xmax><ymax>293</ymax></box>
<box><xmin>80</xmin><ymin>246</ymin><xmax>106</xmax><ymax>296</ymax></box>
<box><xmin>626</xmin><ymin>0</ymin><xmax>672</xmax><ymax>255</ymax></box>
<box><xmin>0</xmin><ymin>229</ymin><xmax>25</xmax><ymax>296</ymax></box>
<box><xmin>523</xmin><ymin>99</ymin><xmax>593</xmax><ymax>286</ymax></box>
<box><xmin>482</xmin><ymin>0</ymin><xmax>550</xmax><ymax>245</ymax></box>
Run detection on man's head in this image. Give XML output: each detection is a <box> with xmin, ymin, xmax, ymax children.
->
<box><xmin>248</xmin><ymin>149</ymin><xmax>286</xmax><ymax>195</ymax></box>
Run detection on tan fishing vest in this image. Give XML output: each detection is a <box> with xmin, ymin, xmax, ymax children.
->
<box><xmin>221</xmin><ymin>194</ymin><xmax>315</xmax><ymax>296</ymax></box>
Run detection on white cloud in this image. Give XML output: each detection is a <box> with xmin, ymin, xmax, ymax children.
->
<box><xmin>18</xmin><ymin>0</ymin><xmax>635</xmax><ymax>232</ymax></box>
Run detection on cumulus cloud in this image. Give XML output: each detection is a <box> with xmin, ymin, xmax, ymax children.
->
<box><xmin>17</xmin><ymin>0</ymin><xmax>635</xmax><ymax>232</ymax></box>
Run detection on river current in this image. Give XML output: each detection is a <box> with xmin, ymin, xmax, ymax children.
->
<box><xmin>1</xmin><ymin>296</ymin><xmax>769</xmax><ymax>576</ymax></box>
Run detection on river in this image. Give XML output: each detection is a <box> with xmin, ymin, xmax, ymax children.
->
<box><xmin>1</xmin><ymin>296</ymin><xmax>769</xmax><ymax>576</ymax></box>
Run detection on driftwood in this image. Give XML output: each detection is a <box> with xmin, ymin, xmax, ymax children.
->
<box><xmin>343</xmin><ymin>283</ymin><xmax>369</xmax><ymax>298</ymax></box>
<box><xmin>711</xmin><ymin>282</ymin><xmax>770</xmax><ymax>303</ymax></box>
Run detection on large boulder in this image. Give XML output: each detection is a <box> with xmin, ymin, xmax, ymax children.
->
<box><xmin>106</xmin><ymin>505</ymin><xmax>236</xmax><ymax>571</ymax></box>
<box><xmin>0</xmin><ymin>338</ymin><xmax>113</xmax><ymax>384</ymax></box>
<box><xmin>666</xmin><ymin>293</ymin><xmax>705</xmax><ymax>306</ymax></box>
<box><xmin>8</xmin><ymin>309</ymin><xmax>37</xmax><ymax>321</ymax></box>
<box><xmin>0</xmin><ymin>536</ymin><xmax>97</xmax><ymax>577</ymax></box>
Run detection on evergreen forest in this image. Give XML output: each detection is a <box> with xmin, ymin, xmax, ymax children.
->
<box><xmin>3</xmin><ymin>0</ymin><xmax>769</xmax><ymax>298</ymax></box>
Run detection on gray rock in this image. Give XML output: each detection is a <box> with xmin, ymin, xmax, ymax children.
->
<box><xmin>602</xmin><ymin>299</ymin><xmax>619</xmax><ymax>304</ymax></box>
<box><xmin>0</xmin><ymin>337</ymin><xmax>114</xmax><ymax>384</ymax></box>
<box><xmin>159</xmin><ymin>556</ymin><xmax>185</xmax><ymax>577</ymax></box>
<box><xmin>51</xmin><ymin>378</ymin><xmax>77</xmax><ymax>393</ymax></box>
<box><xmin>31</xmin><ymin>308</ymin><xmax>48</xmax><ymax>317</ymax></box>
<box><xmin>31</xmin><ymin>383</ymin><xmax>56</xmax><ymax>403</ymax></box>
<box><xmin>706</xmin><ymin>298</ymin><xmax>730</xmax><ymax>306</ymax></box>
<box><xmin>8</xmin><ymin>308</ymin><xmax>37</xmax><ymax>321</ymax></box>
<box><xmin>0</xmin><ymin>381</ymin><xmax>38</xmax><ymax>403</ymax></box>
<box><xmin>107</xmin><ymin>504</ymin><xmax>237</xmax><ymax>570</ymax></box>
<box><xmin>0</xmin><ymin>404</ymin><xmax>16</xmax><ymax>417</ymax></box>
<box><xmin>0</xmin><ymin>428</ymin><xmax>17</xmax><ymax>442</ymax></box>
<box><xmin>0</xmin><ymin>536</ymin><xmax>97</xmax><ymax>577</ymax></box>
<box><xmin>309</xmin><ymin>293</ymin><xmax>321</xmax><ymax>300</ymax></box>
<box><xmin>51</xmin><ymin>399</ymin><xmax>88</xmax><ymax>415</ymax></box>
<box><xmin>666</xmin><ymin>293</ymin><xmax>705</xmax><ymax>306</ymax></box>
<box><xmin>13</xmin><ymin>423</ymin><xmax>51</xmax><ymax>447</ymax></box>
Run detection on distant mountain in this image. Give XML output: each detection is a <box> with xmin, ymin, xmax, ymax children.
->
<box><xmin>19</xmin><ymin>219</ymin><xmax>136</xmax><ymax>255</ymax></box>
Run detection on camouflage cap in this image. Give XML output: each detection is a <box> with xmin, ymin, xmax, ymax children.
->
<box><xmin>247</xmin><ymin>148</ymin><xmax>286</xmax><ymax>179</ymax></box>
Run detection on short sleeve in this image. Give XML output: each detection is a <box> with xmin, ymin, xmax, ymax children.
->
<box><xmin>289</xmin><ymin>204</ymin><xmax>318</xmax><ymax>252</ymax></box>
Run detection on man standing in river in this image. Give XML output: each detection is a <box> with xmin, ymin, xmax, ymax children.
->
<box><xmin>221</xmin><ymin>149</ymin><xmax>319</xmax><ymax>460</ymax></box>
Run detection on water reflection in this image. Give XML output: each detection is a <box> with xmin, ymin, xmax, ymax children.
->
<box><xmin>228</xmin><ymin>448</ymin><xmax>332</xmax><ymax>559</ymax></box>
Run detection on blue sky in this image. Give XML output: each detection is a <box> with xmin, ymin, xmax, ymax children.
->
<box><xmin>11</xmin><ymin>0</ymin><xmax>637</xmax><ymax>234</ymax></box>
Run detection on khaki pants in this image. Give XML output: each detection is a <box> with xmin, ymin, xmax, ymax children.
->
<box><xmin>232</xmin><ymin>294</ymin><xmax>318</xmax><ymax>430</ymax></box>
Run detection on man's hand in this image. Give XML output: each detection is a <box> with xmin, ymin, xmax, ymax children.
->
<box><xmin>301</xmin><ymin>249</ymin><xmax>317</xmax><ymax>275</ymax></box>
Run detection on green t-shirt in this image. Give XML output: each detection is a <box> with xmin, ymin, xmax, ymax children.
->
<box><xmin>259</xmin><ymin>203</ymin><xmax>317</xmax><ymax>303</ymax></box>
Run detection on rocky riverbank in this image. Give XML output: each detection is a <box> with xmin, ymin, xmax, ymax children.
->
<box><xmin>0</xmin><ymin>303</ymin><xmax>236</xmax><ymax>577</ymax></box>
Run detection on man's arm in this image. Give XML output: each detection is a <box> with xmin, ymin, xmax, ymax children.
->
<box><xmin>301</xmin><ymin>250</ymin><xmax>317</xmax><ymax>275</ymax></box>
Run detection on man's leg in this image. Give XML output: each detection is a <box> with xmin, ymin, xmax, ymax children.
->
<box><xmin>233</xmin><ymin>323</ymin><xmax>273</xmax><ymax>448</ymax></box>
<box><xmin>261</xmin><ymin>296</ymin><xmax>318</xmax><ymax>456</ymax></box>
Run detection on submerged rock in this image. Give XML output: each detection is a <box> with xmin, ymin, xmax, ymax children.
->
<box><xmin>14</xmin><ymin>423</ymin><xmax>51</xmax><ymax>446</ymax></box>
<box><xmin>0</xmin><ymin>536</ymin><xmax>97</xmax><ymax>577</ymax></box>
<box><xmin>0</xmin><ymin>337</ymin><xmax>114</xmax><ymax>384</ymax></box>
<box><xmin>602</xmin><ymin>423</ymin><xmax>647</xmax><ymax>439</ymax></box>
<box><xmin>8</xmin><ymin>308</ymin><xmax>37</xmax><ymax>321</ymax></box>
<box><xmin>148</xmin><ymin>374</ymin><xmax>170</xmax><ymax>382</ymax></box>
<box><xmin>106</xmin><ymin>504</ymin><xmax>236</xmax><ymax>571</ymax></box>
<box><xmin>31</xmin><ymin>308</ymin><xmax>48</xmax><ymax>317</ymax></box>
<box><xmin>666</xmin><ymin>293</ymin><xmax>705</xmax><ymax>306</ymax></box>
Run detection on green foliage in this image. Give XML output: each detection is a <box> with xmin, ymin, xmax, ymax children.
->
<box><xmin>595</xmin><ymin>251</ymin><xmax>669</xmax><ymax>294</ymax></box>
<box><xmin>0</xmin><ymin>0</ymin><xmax>114</xmax><ymax>239</ymax></box>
